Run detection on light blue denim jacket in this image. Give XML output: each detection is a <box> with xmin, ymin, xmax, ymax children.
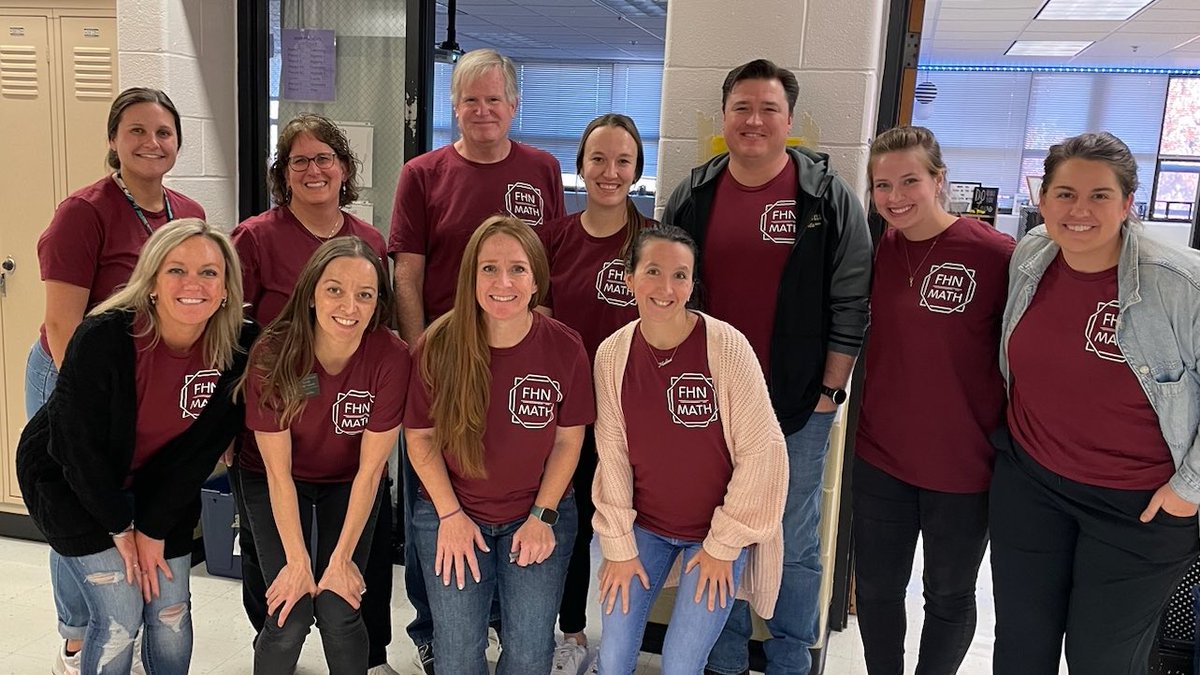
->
<box><xmin>1001</xmin><ymin>225</ymin><xmax>1200</xmax><ymax>503</ymax></box>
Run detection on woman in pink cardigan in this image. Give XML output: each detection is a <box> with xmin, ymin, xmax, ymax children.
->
<box><xmin>591</xmin><ymin>225</ymin><xmax>788</xmax><ymax>674</ymax></box>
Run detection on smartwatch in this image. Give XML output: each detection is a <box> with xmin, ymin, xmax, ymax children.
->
<box><xmin>530</xmin><ymin>505</ymin><xmax>559</xmax><ymax>527</ymax></box>
<box><xmin>820</xmin><ymin>385</ymin><xmax>848</xmax><ymax>406</ymax></box>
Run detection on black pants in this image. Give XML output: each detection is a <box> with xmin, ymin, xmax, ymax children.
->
<box><xmin>990</xmin><ymin>433</ymin><xmax>1199</xmax><ymax>675</ymax></box>
<box><xmin>558</xmin><ymin>425</ymin><xmax>597</xmax><ymax>634</ymax></box>
<box><xmin>852</xmin><ymin>458</ymin><xmax>989</xmax><ymax>675</ymax></box>
<box><xmin>232</xmin><ymin>462</ymin><xmax>395</xmax><ymax>667</ymax></box>
<box><xmin>237</xmin><ymin>468</ymin><xmax>383</xmax><ymax>675</ymax></box>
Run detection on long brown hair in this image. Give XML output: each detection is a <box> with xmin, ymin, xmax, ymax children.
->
<box><xmin>239</xmin><ymin>236</ymin><xmax>392</xmax><ymax>427</ymax></box>
<box><xmin>420</xmin><ymin>216</ymin><xmax>550</xmax><ymax>478</ymax></box>
<box><xmin>576</xmin><ymin>113</ymin><xmax>651</xmax><ymax>262</ymax></box>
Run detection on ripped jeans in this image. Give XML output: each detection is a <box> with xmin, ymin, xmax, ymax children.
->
<box><xmin>58</xmin><ymin>548</ymin><xmax>192</xmax><ymax>674</ymax></box>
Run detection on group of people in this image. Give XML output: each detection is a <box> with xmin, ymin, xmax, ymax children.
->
<box><xmin>15</xmin><ymin>46</ymin><xmax>1200</xmax><ymax>675</ymax></box>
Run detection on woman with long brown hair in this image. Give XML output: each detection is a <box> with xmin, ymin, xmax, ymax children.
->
<box><xmin>236</xmin><ymin>236</ymin><xmax>409</xmax><ymax>673</ymax></box>
<box><xmin>538</xmin><ymin>112</ymin><xmax>654</xmax><ymax>670</ymax></box>
<box><xmin>404</xmin><ymin>215</ymin><xmax>594</xmax><ymax>674</ymax></box>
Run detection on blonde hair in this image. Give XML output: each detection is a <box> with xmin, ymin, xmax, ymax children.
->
<box><xmin>91</xmin><ymin>218</ymin><xmax>244</xmax><ymax>369</ymax></box>
<box><xmin>868</xmin><ymin>125</ymin><xmax>951</xmax><ymax>210</ymax></box>
<box><xmin>420</xmin><ymin>216</ymin><xmax>549</xmax><ymax>478</ymax></box>
<box><xmin>451</xmin><ymin>48</ymin><xmax>518</xmax><ymax>106</ymax></box>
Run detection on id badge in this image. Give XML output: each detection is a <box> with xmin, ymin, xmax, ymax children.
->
<box><xmin>300</xmin><ymin>373</ymin><xmax>320</xmax><ymax>398</ymax></box>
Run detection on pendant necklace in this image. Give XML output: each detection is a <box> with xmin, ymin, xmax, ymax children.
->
<box><xmin>650</xmin><ymin>343</ymin><xmax>680</xmax><ymax>368</ymax></box>
<box><xmin>902</xmin><ymin>233</ymin><xmax>942</xmax><ymax>287</ymax></box>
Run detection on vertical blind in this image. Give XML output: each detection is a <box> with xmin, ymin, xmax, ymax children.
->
<box><xmin>918</xmin><ymin>71</ymin><xmax>1168</xmax><ymax>207</ymax></box>
<box><xmin>433</xmin><ymin>60</ymin><xmax>664</xmax><ymax>180</ymax></box>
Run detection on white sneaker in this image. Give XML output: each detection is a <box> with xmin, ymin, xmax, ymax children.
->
<box><xmin>366</xmin><ymin>665</ymin><xmax>401</xmax><ymax>675</ymax></box>
<box><xmin>550</xmin><ymin>636</ymin><xmax>589</xmax><ymax>675</ymax></box>
<box><xmin>51</xmin><ymin>642</ymin><xmax>80</xmax><ymax>675</ymax></box>
<box><xmin>584</xmin><ymin>649</ymin><xmax>599</xmax><ymax>674</ymax></box>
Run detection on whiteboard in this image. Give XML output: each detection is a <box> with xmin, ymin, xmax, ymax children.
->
<box><xmin>337</xmin><ymin>121</ymin><xmax>374</xmax><ymax>188</ymax></box>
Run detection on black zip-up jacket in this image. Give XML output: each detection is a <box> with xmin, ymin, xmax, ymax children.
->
<box><xmin>17</xmin><ymin>310</ymin><xmax>258</xmax><ymax>558</ymax></box>
<box><xmin>662</xmin><ymin>146</ymin><xmax>872</xmax><ymax>435</ymax></box>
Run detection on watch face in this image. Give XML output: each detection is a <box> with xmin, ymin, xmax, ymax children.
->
<box><xmin>541</xmin><ymin>508</ymin><xmax>559</xmax><ymax>526</ymax></box>
<box><xmin>832</xmin><ymin>389</ymin><xmax>848</xmax><ymax>404</ymax></box>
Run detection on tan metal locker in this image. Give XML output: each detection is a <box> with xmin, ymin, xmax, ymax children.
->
<box><xmin>0</xmin><ymin>3</ymin><xmax>116</xmax><ymax>512</ymax></box>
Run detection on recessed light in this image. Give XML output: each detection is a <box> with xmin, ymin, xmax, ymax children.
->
<box><xmin>1006</xmin><ymin>40</ymin><xmax>1094</xmax><ymax>56</ymax></box>
<box><xmin>1036</xmin><ymin>0</ymin><xmax>1153</xmax><ymax>21</ymax></box>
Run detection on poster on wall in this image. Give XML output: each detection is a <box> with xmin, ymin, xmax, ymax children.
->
<box><xmin>281</xmin><ymin>29</ymin><xmax>336</xmax><ymax>102</ymax></box>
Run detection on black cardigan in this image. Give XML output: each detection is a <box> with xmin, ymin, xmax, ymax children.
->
<box><xmin>17</xmin><ymin>310</ymin><xmax>258</xmax><ymax>558</ymax></box>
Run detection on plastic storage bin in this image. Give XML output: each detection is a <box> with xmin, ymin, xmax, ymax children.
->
<box><xmin>200</xmin><ymin>473</ymin><xmax>242</xmax><ymax>580</ymax></box>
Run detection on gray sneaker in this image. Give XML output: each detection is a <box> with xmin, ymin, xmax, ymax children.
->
<box><xmin>51</xmin><ymin>642</ymin><xmax>80</xmax><ymax>675</ymax></box>
<box><xmin>551</xmin><ymin>636</ymin><xmax>589</xmax><ymax>675</ymax></box>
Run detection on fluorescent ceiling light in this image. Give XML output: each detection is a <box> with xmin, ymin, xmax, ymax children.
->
<box><xmin>1006</xmin><ymin>40</ymin><xmax>1094</xmax><ymax>56</ymax></box>
<box><xmin>1036</xmin><ymin>0</ymin><xmax>1153</xmax><ymax>21</ymax></box>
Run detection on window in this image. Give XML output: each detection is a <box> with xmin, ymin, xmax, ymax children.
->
<box><xmin>1151</xmin><ymin>76</ymin><xmax>1200</xmax><ymax>221</ymax></box>
<box><xmin>433</xmin><ymin>60</ymin><xmax>663</xmax><ymax>190</ymax></box>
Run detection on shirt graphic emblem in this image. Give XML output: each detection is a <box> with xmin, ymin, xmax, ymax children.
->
<box><xmin>667</xmin><ymin>373</ymin><xmax>719</xmax><ymax>428</ymax></box>
<box><xmin>333</xmin><ymin>390</ymin><xmax>374</xmax><ymax>435</ymax></box>
<box><xmin>509</xmin><ymin>374</ymin><xmax>562</xmax><ymax>429</ymax></box>
<box><xmin>760</xmin><ymin>199</ymin><xmax>796</xmax><ymax>245</ymax></box>
<box><xmin>180</xmin><ymin>370</ymin><xmax>220</xmax><ymax>419</ymax></box>
<box><xmin>919</xmin><ymin>262</ymin><xmax>977</xmax><ymax>314</ymax></box>
<box><xmin>595</xmin><ymin>259</ymin><xmax>635</xmax><ymax>307</ymax></box>
<box><xmin>1085</xmin><ymin>300</ymin><xmax>1124</xmax><ymax>363</ymax></box>
<box><xmin>506</xmin><ymin>182</ymin><xmax>545</xmax><ymax>227</ymax></box>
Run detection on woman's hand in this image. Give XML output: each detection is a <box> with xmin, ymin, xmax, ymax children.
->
<box><xmin>435</xmin><ymin>511</ymin><xmax>489</xmax><ymax>590</ymax></box>
<box><xmin>133</xmin><ymin>531</ymin><xmax>172</xmax><ymax>602</ymax></box>
<box><xmin>112</xmin><ymin>530</ymin><xmax>140</xmax><ymax>585</ymax></box>
<box><xmin>317</xmin><ymin>557</ymin><xmax>365</xmax><ymax>610</ymax></box>
<box><xmin>510</xmin><ymin>516</ymin><xmax>555</xmax><ymax>567</ymax></box>
<box><xmin>266</xmin><ymin>560</ymin><xmax>317</xmax><ymax>627</ymax></box>
<box><xmin>598</xmin><ymin>557</ymin><xmax>650</xmax><ymax>615</ymax></box>
<box><xmin>685</xmin><ymin>548</ymin><xmax>735</xmax><ymax>612</ymax></box>
<box><xmin>1140</xmin><ymin>483</ymin><xmax>1199</xmax><ymax>522</ymax></box>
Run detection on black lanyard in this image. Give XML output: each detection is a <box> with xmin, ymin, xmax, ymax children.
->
<box><xmin>112</xmin><ymin>172</ymin><xmax>173</xmax><ymax>235</ymax></box>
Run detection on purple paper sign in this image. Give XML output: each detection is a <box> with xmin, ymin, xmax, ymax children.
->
<box><xmin>281</xmin><ymin>29</ymin><xmax>336</xmax><ymax>102</ymax></box>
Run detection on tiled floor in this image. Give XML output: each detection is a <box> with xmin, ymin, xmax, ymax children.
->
<box><xmin>0</xmin><ymin>535</ymin><xmax>1063</xmax><ymax>674</ymax></box>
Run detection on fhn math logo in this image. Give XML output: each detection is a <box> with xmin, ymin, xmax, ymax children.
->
<box><xmin>759</xmin><ymin>199</ymin><xmax>796</xmax><ymax>245</ymax></box>
<box><xmin>180</xmin><ymin>370</ymin><xmax>220</xmax><ymax>419</ymax></box>
<box><xmin>595</xmin><ymin>259</ymin><xmax>635</xmax><ymax>307</ymax></box>
<box><xmin>667</xmin><ymin>373</ymin><xmax>719</xmax><ymax>429</ymax></box>
<box><xmin>509</xmin><ymin>374</ymin><xmax>562</xmax><ymax>429</ymax></box>
<box><xmin>506</xmin><ymin>182</ymin><xmax>545</xmax><ymax>227</ymax></box>
<box><xmin>1085</xmin><ymin>300</ymin><xmax>1124</xmax><ymax>363</ymax></box>
<box><xmin>919</xmin><ymin>263</ymin><xmax>977</xmax><ymax>314</ymax></box>
<box><xmin>333</xmin><ymin>390</ymin><xmax>375</xmax><ymax>435</ymax></box>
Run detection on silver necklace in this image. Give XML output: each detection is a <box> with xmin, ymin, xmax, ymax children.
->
<box><xmin>651</xmin><ymin>344</ymin><xmax>680</xmax><ymax>368</ymax></box>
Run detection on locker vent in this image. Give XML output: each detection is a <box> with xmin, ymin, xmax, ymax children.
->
<box><xmin>72</xmin><ymin>46</ymin><xmax>112</xmax><ymax>99</ymax></box>
<box><xmin>0</xmin><ymin>44</ymin><xmax>38</xmax><ymax>97</ymax></box>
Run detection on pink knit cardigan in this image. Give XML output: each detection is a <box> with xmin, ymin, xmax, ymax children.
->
<box><xmin>591</xmin><ymin>312</ymin><xmax>789</xmax><ymax>618</ymax></box>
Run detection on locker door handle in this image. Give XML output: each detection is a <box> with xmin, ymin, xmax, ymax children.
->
<box><xmin>0</xmin><ymin>257</ymin><xmax>13</xmax><ymax>296</ymax></box>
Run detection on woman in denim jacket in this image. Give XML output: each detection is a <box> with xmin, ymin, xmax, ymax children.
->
<box><xmin>991</xmin><ymin>131</ymin><xmax>1200</xmax><ymax>674</ymax></box>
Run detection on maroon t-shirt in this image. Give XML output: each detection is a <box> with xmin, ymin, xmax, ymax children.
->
<box><xmin>404</xmin><ymin>313</ymin><xmax>595</xmax><ymax>524</ymax></box>
<box><xmin>855</xmin><ymin>218</ymin><xmax>1014</xmax><ymax>493</ymax></box>
<box><xmin>1008</xmin><ymin>254</ymin><xmax>1174</xmax><ymax>489</ymax></box>
<box><xmin>701</xmin><ymin>161</ymin><xmax>798</xmax><ymax>375</ymax></box>
<box><xmin>388</xmin><ymin>142</ymin><xmax>565</xmax><ymax>320</ymax></box>
<box><xmin>242</xmin><ymin>328</ymin><xmax>410</xmax><ymax>483</ymax></box>
<box><xmin>37</xmin><ymin>176</ymin><xmax>205</xmax><ymax>351</ymax></box>
<box><xmin>622</xmin><ymin>316</ymin><xmax>732</xmax><ymax>542</ymax></box>
<box><xmin>541</xmin><ymin>212</ymin><xmax>656</xmax><ymax>360</ymax></box>
<box><xmin>131</xmin><ymin>333</ymin><xmax>216</xmax><ymax>474</ymax></box>
<box><xmin>232</xmin><ymin>206</ymin><xmax>388</xmax><ymax>326</ymax></box>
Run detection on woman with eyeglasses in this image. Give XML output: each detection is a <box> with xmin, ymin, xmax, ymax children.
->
<box><xmin>230</xmin><ymin>114</ymin><xmax>396</xmax><ymax>673</ymax></box>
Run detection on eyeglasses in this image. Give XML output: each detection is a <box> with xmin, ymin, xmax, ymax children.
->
<box><xmin>287</xmin><ymin>153</ymin><xmax>337</xmax><ymax>172</ymax></box>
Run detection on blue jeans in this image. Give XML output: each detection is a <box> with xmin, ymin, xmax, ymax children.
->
<box><xmin>412</xmin><ymin>493</ymin><xmax>576</xmax><ymax>675</ymax></box>
<box><xmin>599</xmin><ymin>525</ymin><xmax>748</xmax><ymax>675</ymax></box>
<box><xmin>707</xmin><ymin>411</ymin><xmax>836</xmax><ymax>675</ymax></box>
<box><xmin>27</xmin><ymin>341</ymin><xmax>91</xmax><ymax>642</ymax></box>
<box><xmin>59</xmin><ymin>548</ymin><xmax>193</xmax><ymax>674</ymax></box>
<box><xmin>401</xmin><ymin>442</ymin><xmax>434</xmax><ymax>647</ymax></box>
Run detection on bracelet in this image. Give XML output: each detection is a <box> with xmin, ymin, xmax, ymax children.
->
<box><xmin>438</xmin><ymin>507</ymin><xmax>462</xmax><ymax>521</ymax></box>
<box><xmin>110</xmin><ymin>524</ymin><xmax>134</xmax><ymax>538</ymax></box>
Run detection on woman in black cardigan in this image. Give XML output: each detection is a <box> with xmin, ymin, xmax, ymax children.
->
<box><xmin>18</xmin><ymin>218</ymin><xmax>256</xmax><ymax>675</ymax></box>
